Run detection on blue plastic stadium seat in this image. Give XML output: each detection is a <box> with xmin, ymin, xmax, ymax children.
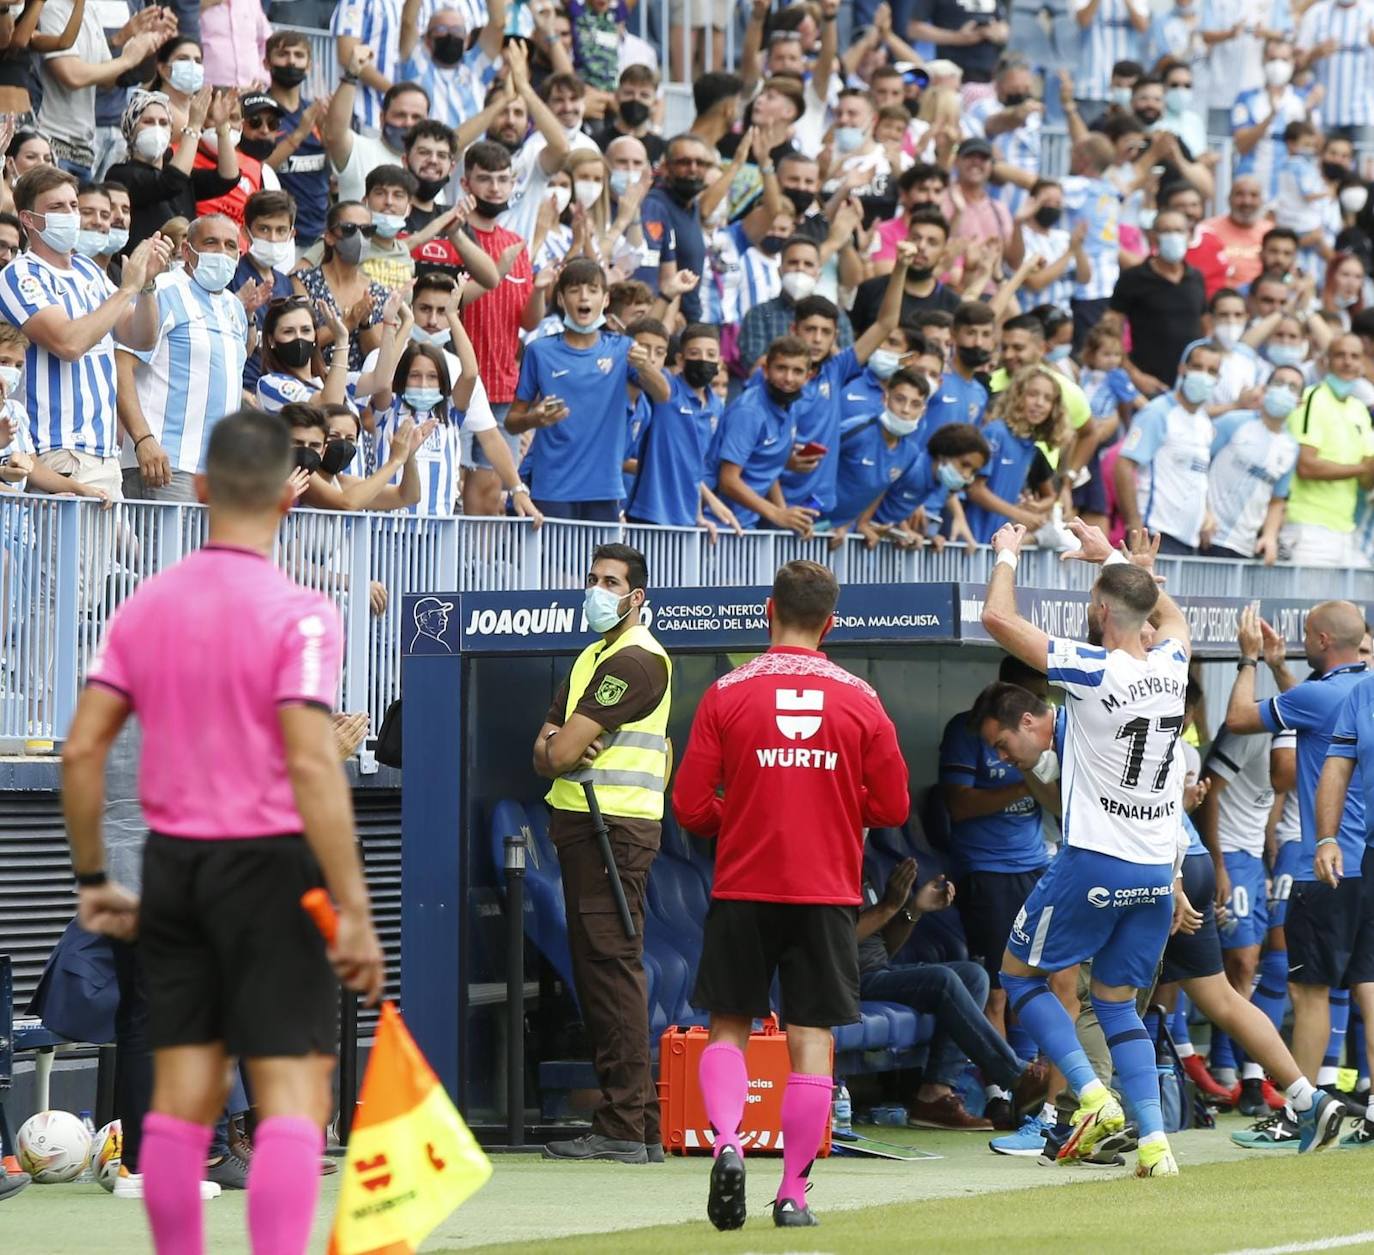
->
<box><xmin>490</xmin><ymin>800</ymin><xmax>577</xmax><ymax>993</ymax></box>
<box><xmin>864</xmin><ymin>1000</ymin><xmax>921</xmax><ymax>1051</ymax></box>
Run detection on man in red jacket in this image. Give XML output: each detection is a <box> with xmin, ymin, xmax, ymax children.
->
<box><xmin>672</xmin><ymin>560</ymin><xmax>910</xmax><ymax>1231</ymax></box>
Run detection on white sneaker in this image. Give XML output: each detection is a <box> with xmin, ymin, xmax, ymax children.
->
<box><xmin>113</xmin><ymin>1168</ymin><xmax>221</xmax><ymax>1200</ymax></box>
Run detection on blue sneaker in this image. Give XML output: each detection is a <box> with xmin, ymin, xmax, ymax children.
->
<box><xmin>989</xmin><ymin>1112</ymin><xmax>1049</xmax><ymax>1157</ymax></box>
<box><xmin>1297</xmin><ymin>1091</ymin><xmax>1345</xmax><ymax>1153</ymax></box>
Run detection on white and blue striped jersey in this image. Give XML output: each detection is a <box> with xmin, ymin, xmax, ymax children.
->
<box><xmin>1201</xmin><ymin>0</ymin><xmax>1271</xmax><ymax>110</ymax></box>
<box><xmin>1070</xmin><ymin>0</ymin><xmax>1148</xmax><ymax>101</ymax></box>
<box><xmin>700</xmin><ymin>222</ymin><xmax>780</xmax><ymax>325</ymax></box>
<box><xmin>1232</xmin><ymin>86</ymin><xmax>1318</xmax><ymax>199</ymax></box>
<box><xmin>374</xmin><ymin>398</ymin><xmax>462</xmax><ymax>515</ymax></box>
<box><xmin>1060</xmin><ymin>175</ymin><xmax>1120</xmax><ymax>300</ymax></box>
<box><xmin>1148</xmin><ymin>9</ymin><xmax>1205</xmax><ymax>67</ymax></box>
<box><xmin>400</xmin><ymin>43</ymin><xmax>498</xmax><ymax>130</ymax></box>
<box><xmin>331</xmin><ymin>0</ymin><xmax>438</xmax><ymax>132</ymax></box>
<box><xmin>1118</xmin><ymin>394</ymin><xmax>1212</xmax><ymax>546</ymax></box>
<box><xmin>124</xmin><ymin>270</ymin><xmax>248</xmax><ymax>475</ymax></box>
<box><xmin>533</xmin><ymin>223</ymin><xmax>574</xmax><ymax>273</ymax></box>
<box><xmin>0</xmin><ymin>251</ymin><xmax>119</xmax><ymax>457</ymax></box>
<box><xmin>1206</xmin><ymin>410</ymin><xmax>1298</xmax><ymax>555</ymax></box>
<box><xmin>1046</xmin><ymin>635</ymin><xmax>1191</xmax><ymax>864</ymax></box>
<box><xmin>454</xmin><ymin>0</ymin><xmax>533</xmax><ymax>35</ymax></box>
<box><xmin>967</xmin><ymin>96</ymin><xmax>1041</xmax><ymax>218</ymax></box>
<box><xmin>255</xmin><ymin>370</ymin><xmax>362</xmax><ymax>416</ymax></box>
<box><xmin>0</xmin><ymin>396</ymin><xmax>34</xmax><ymax>490</ymax></box>
<box><xmin>1298</xmin><ymin>0</ymin><xmax>1374</xmax><ymax>127</ymax></box>
<box><xmin>1018</xmin><ymin>224</ymin><xmax>1075</xmax><ymax>313</ymax></box>
<box><xmin>1213</xmin><ymin>343</ymin><xmax>1264</xmax><ymax>411</ymax></box>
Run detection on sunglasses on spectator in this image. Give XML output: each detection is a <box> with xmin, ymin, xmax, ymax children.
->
<box><xmin>334</xmin><ymin>221</ymin><xmax>378</xmax><ymax>239</ymax></box>
<box><xmin>268</xmin><ymin>296</ymin><xmax>314</xmax><ymax>313</ymax></box>
<box><xmin>242</xmin><ymin>114</ymin><xmax>279</xmax><ymax>131</ymax></box>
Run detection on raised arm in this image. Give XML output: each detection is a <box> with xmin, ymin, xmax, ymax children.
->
<box><xmin>979</xmin><ymin>523</ymin><xmax>1050</xmax><ymax>671</ymax></box>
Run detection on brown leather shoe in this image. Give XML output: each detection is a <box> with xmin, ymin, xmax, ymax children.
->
<box><xmin>1013</xmin><ymin>1057</ymin><xmax>1052</xmax><ymax>1116</ymax></box>
<box><xmin>906</xmin><ymin>1093</ymin><xmax>994</xmax><ymax>1131</ymax></box>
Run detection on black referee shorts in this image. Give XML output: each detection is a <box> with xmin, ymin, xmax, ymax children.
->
<box><xmin>691</xmin><ymin>898</ymin><xmax>860</xmax><ymax>1028</ymax></box>
<box><xmin>1160</xmin><ymin>853</ymin><xmax>1225</xmax><ymax>984</ymax></box>
<box><xmin>139</xmin><ymin>833</ymin><xmax>338</xmax><ymax>1057</ymax></box>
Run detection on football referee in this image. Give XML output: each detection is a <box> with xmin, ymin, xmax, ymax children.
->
<box><xmin>673</xmin><ymin>561</ymin><xmax>910</xmax><ymax>1229</ymax></box>
<box><xmin>533</xmin><ymin>543</ymin><xmax>672</xmax><ymax>1164</ymax></box>
<box><xmin>62</xmin><ymin>410</ymin><xmax>384</xmax><ymax>1255</ymax></box>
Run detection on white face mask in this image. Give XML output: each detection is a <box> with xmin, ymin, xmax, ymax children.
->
<box><xmin>1031</xmin><ymin>748</ymin><xmax>1060</xmax><ymax>783</ymax></box>
<box><xmin>1212</xmin><ymin>320</ymin><xmax>1244</xmax><ymax>349</ymax></box>
<box><xmin>781</xmin><ymin>271</ymin><xmax>816</xmax><ymax>301</ymax></box>
<box><xmin>200</xmin><ymin>127</ymin><xmax>242</xmax><ymax>156</ymax></box>
<box><xmin>249</xmin><ymin>236</ymin><xmax>295</xmax><ymax>273</ymax></box>
<box><xmin>573</xmin><ymin>179</ymin><xmax>603</xmax><ymax>208</ymax></box>
<box><xmin>1264</xmin><ymin>58</ymin><xmax>1294</xmax><ymax>88</ymax></box>
<box><xmin>1341</xmin><ymin>185</ymin><xmax>1369</xmax><ymax>215</ymax></box>
<box><xmin>133</xmin><ymin>126</ymin><xmax>171</xmax><ymax>161</ymax></box>
<box><xmin>550</xmin><ymin>185</ymin><xmax>572</xmax><ymax>215</ymax></box>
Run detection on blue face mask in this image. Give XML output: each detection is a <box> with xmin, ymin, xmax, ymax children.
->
<box><xmin>412</xmin><ymin>325</ymin><xmax>451</xmax><ymax>348</ymax></box>
<box><xmin>1156</xmin><ymin>232</ymin><xmax>1188</xmax><ymax>264</ymax></box>
<box><xmin>584</xmin><ymin>584</ymin><xmax>632</xmax><ymax>633</ymax></box>
<box><xmin>879</xmin><ymin>407</ymin><xmax>919</xmax><ymax>437</ymax></box>
<box><xmin>168</xmin><ymin>59</ymin><xmax>204</xmax><ymax>94</ymax></box>
<box><xmin>190</xmin><ymin>247</ymin><xmax>236</xmax><ymax>293</ymax></box>
<box><xmin>104</xmin><ymin>226</ymin><xmax>129</xmax><ymax>255</ymax></box>
<box><xmin>868</xmin><ymin>348</ymin><xmax>902</xmax><ymax>379</ymax></box>
<box><xmin>404</xmin><ymin>386</ymin><xmax>444</xmax><ymax>411</ymax></box>
<box><xmin>1267</xmin><ymin>342</ymin><xmax>1305</xmax><ymax>367</ymax></box>
<box><xmin>563</xmin><ymin>313</ymin><xmax>606</xmax><ymax>334</ymax></box>
<box><xmin>1045</xmin><ymin>344</ymin><xmax>1073</xmax><ymax>364</ymax></box>
<box><xmin>1180</xmin><ymin>369</ymin><xmax>1216</xmax><ymax>405</ymax></box>
<box><xmin>609</xmin><ymin>168</ymin><xmax>633</xmax><ymax>198</ymax></box>
<box><xmin>372</xmin><ymin>212</ymin><xmax>407</xmax><ymax>239</ymax></box>
<box><xmin>75</xmin><ymin>229</ymin><xmax>109</xmax><ymax>258</ymax></box>
<box><xmin>1326</xmin><ymin>372</ymin><xmax>1357</xmax><ymax>399</ymax></box>
<box><xmin>937</xmin><ymin>461</ymin><xmax>970</xmax><ymax>490</ymax></box>
<box><xmin>1164</xmin><ymin>85</ymin><xmax>1192</xmax><ymax>114</ymax></box>
<box><xmin>834</xmin><ymin>125</ymin><xmax>866</xmax><ymax>153</ymax></box>
<box><xmin>1263</xmin><ymin>384</ymin><xmax>1299</xmax><ymax>419</ymax></box>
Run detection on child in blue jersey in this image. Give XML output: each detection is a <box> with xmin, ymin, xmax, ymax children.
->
<box><xmin>1072</xmin><ymin>323</ymin><xmax>1139</xmax><ymax>529</ymax></box>
<box><xmin>0</xmin><ymin>323</ymin><xmax>95</xmax><ymax>499</ymax></box>
<box><xmin>839</xmin><ymin>324</ymin><xmax>924</xmax><ymax>427</ymax></box>
<box><xmin>867</xmin><ymin>422</ymin><xmax>991</xmax><ymax>546</ymax></box>
<box><xmin>508</xmin><ymin>258</ymin><xmax>671</xmax><ymax>521</ymax></box>
<box><xmin>625</xmin><ymin>322</ymin><xmax>739</xmax><ymax>531</ymax></box>
<box><xmin>831</xmin><ymin>368</ymin><xmax>931</xmax><ymax>532</ymax></box>
<box><xmin>963</xmin><ymin>365</ymin><xmax>1065</xmax><ymax>543</ymax></box>
<box><xmin>619</xmin><ymin>318</ymin><xmax>669</xmax><ymax>503</ymax></box>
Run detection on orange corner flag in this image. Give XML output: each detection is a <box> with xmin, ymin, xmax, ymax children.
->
<box><xmin>328</xmin><ymin>1003</ymin><xmax>493</xmax><ymax>1255</ymax></box>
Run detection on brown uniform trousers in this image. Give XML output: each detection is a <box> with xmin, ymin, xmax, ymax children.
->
<box><xmin>553</xmin><ymin>822</ymin><xmax>660</xmax><ymax>1145</ymax></box>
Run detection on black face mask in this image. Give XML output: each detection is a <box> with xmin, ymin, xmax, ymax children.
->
<box><xmin>956</xmin><ymin>344</ymin><xmax>992</xmax><ymax>369</ymax></box>
<box><xmin>783</xmin><ymin>186</ymin><xmax>814</xmax><ymax>216</ymax></box>
<box><xmin>275</xmin><ymin>337</ymin><xmax>314</xmax><ymax>369</ymax></box>
<box><xmin>414</xmin><ymin>174</ymin><xmax>448</xmax><ymax>202</ymax></box>
<box><xmin>618</xmin><ymin>99</ymin><xmax>650</xmax><ymax>128</ymax></box>
<box><xmin>1034</xmin><ymin>205</ymin><xmax>1063</xmax><ymax>229</ymax></box>
<box><xmin>239</xmin><ymin>137</ymin><xmax>275</xmax><ymax>161</ymax></box>
<box><xmin>270</xmin><ymin>64</ymin><xmax>307</xmax><ymax>89</ymax></box>
<box><xmin>682</xmin><ymin>358</ymin><xmax>718</xmax><ymax>390</ymax></box>
<box><xmin>432</xmin><ymin>34</ymin><xmax>466</xmax><ymax>64</ymax></box>
<box><xmin>1001</xmin><ymin>91</ymin><xmax>1029</xmax><ymax>108</ymax></box>
<box><xmin>320</xmin><ymin>439</ymin><xmax>356</xmax><ymax>476</ymax></box>
<box><xmin>670</xmin><ymin>175</ymin><xmax>705</xmax><ymax>203</ymax></box>
<box><xmin>472</xmin><ymin>196</ymin><xmax>509</xmax><ymax>218</ymax></box>
<box><xmin>759</xmin><ymin>235</ymin><xmax>787</xmax><ymax>256</ymax></box>
<box><xmin>766</xmin><ymin>382</ymin><xmax>801</xmax><ymax>408</ymax></box>
<box><xmin>293</xmin><ymin>446</ymin><xmax>322</xmax><ymax>474</ymax></box>
<box><xmin>1323</xmin><ymin>160</ymin><xmax>1348</xmax><ymax>181</ymax></box>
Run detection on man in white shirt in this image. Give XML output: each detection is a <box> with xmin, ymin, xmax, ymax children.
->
<box><xmin>325</xmin><ymin>45</ymin><xmax>432</xmax><ymax>204</ymax></box>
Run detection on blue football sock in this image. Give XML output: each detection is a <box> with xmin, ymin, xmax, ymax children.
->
<box><xmin>1170</xmin><ymin>994</ymin><xmax>1192</xmax><ymax>1048</ymax></box>
<box><xmin>1006</xmin><ymin>1022</ymin><xmax>1037</xmax><ymax>1063</ymax></box>
<box><xmin>1211</xmin><ymin>1029</ymin><xmax>1236</xmax><ymax>1074</ymax></box>
<box><xmin>1252</xmin><ymin>950</ymin><xmax>1289</xmax><ymax>1034</ymax></box>
<box><xmin>1001</xmin><ymin>971</ymin><xmax>1099</xmax><ymax>1096</ymax></box>
<box><xmin>1351</xmin><ymin>1007</ymin><xmax>1367</xmax><ymax>1083</ymax></box>
<box><xmin>1325</xmin><ymin>990</ymin><xmax>1351</xmax><ymax>1075</ymax></box>
<box><xmin>1092</xmin><ymin>995</ymin><xmax>1164</xmax><ymax>1140</ymax></box>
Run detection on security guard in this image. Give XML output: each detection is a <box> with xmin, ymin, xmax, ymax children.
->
<box><xmin>533</xmin><ymin>542</ymin><xmax>671</xmax><ymax>1164</ymax></box>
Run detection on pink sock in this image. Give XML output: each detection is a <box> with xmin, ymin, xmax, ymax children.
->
<box><xmin>777</xmin><ymin>1073</ymin><xmax>832</xmax><ymax>1207</ymax></box>
<box><xmin>699</xmin><ymin>1042</ymin><xmax>748</xmax><ymax>1158</ymax></box>
<box><xmin>141</xmin><ymin>1113</ymin><xmax>212</xmax><ymax>1255</ymax></box>
<box><xmin>247</xmin><ymin>1116</ymin><xmax>324</xmax><ymax>1255</ymax></box>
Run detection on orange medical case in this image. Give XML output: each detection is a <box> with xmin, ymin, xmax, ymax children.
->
<box><xmin>657</xmin><ymin>1017</ymin><xmax>834</xmax><ymax>1157</ymax></box>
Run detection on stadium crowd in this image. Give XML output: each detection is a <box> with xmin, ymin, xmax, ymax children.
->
<box><xmin>0</xmin><ymin>0</ymin><xmax>1369</xmax><ymax>564</ymax></box>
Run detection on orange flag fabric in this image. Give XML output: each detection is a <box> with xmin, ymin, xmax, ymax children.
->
<box><xmin>328</xmin><ymin>1002</ymin><xmax>493</xmax><ymax>1255</ymax></box>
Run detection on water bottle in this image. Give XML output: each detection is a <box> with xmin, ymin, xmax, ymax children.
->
<box><xmin>831</xmin><ymin>1081</ymin><xmax>854</xmax><ymax>1140</ymax></box>
<box><xmin>78</xmin><ymin>1110</ymin><xmax>96</xmax><ymax>1182</ymax></box>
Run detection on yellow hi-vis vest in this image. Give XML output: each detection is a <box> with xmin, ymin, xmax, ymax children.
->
<box><xmin>545</xmin><ymin>624</ymin><xmax>672</xmax><ymax>821</ymax></box>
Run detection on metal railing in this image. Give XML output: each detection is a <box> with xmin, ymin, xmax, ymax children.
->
<box><xmin>4</xmin><ymin>496</ymin><xmax>1371</xmax><ymax>745</ymax></box>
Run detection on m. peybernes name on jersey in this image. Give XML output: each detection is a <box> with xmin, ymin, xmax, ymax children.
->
<box><xmin>1102</xmin><ymin>674</ymin><xmax>1186</xmax><ymax>710</ymax></box>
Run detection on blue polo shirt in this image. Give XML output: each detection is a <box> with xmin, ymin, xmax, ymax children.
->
<box><xmin>625</xmin><ymin>373</ymin><xmax>723</xmax><ymax>526</ymax></box>
<box><xmin>963</xmin><ymin>420</ymin><xmax>1042</xmax><ymax>543</ymax></box>
<box><xmin>1259</xmin><ymin>662</ymin><xmax>1370</xmax><ymax>880</ymax></box>
<box><xmin>918</xmin><ymin>370</ymin><xmax>989</xmax><ymax>448</ymax></box>
<box><xmin>709</xmin><ymin>385</ymin><xmax>798</xmax><ymax>528</ymax></box>
<box><xmin>515</xmin><ymin>331</ymin><xmax>640</xmax><ymax>503</ymax></box>
<box><xmin>939</xmin><ymin>710</ymin><xmax>1049</xmax><ymax>875</ymax></box>
<box><xmin>839</xmin><ymin>367</ymin><xmax>885</xmax><ymax>425</ymax></box>
<box><xmin>873</xmin><ymin>448</ymin><xmax>951</xmax><ymax>526</ymax></box>
<box><xmin>232</xmin><ymin>257</ymin><xmax>294</xmax><ymax>394</ymax></box>
<box><xmin>637</xmin><ymin>185</ymin><xmax>705</xmax><ymax>322</ymax></box>
<box><xmin>622</xmin><ymin>390</ymin><xmax>652</xmax><ymax>500</ymax></box>
<box><xmin>1327</xmin><ymin>673</ymin><xmax>1374</xmax><ymax>847</ymax></box>
<box><xmin>273</xmin><ymin>99</ymin><xmax>330</xmax><ymax>243</ymax></box>
<box><xmin>833</xmin><ymin>417</ymin><xmax>924</xmax><ymax>527</ymax></box>
<box><xmin>779</xmin><ymin>348</ymin><xmax>863</xmax><ymax>515</ymax></box>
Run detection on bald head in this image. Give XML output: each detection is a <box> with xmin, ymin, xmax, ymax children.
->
<box><xmin>1305</xmin><ymin>599</ymin><xmax>1368</xmax><ymax>670</ymax></box>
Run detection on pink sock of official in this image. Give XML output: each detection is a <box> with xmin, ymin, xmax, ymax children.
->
<box><xmin>247</xmin><ymin>1116</ymin><xmax>324</xmax><ymax>1255</ymax></box>
<box><xmin>141</xmin><ymin>1112</ymin><xmax>213</xmax><ymax>1255</ymax></box>
<box><xmin>777</xmin><ymin>1073</ymin><xmax>831</xmax><ymax>1206</ymax></box>
<box><xmin>699</xmin><ymin>1041</ymin><xmax>748</xmax><ymax>1158</ymax></box>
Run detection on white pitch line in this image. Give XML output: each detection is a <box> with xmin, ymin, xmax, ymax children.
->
<box><xmin>1219</xmin><ymin>1232</ymin><xmax>1374</xmax><ymax>1255</ymax></box>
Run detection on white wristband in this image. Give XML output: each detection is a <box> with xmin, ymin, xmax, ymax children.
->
<box><xmin>1103</xmin><ymin>551</ymin><xmax>1129</xmax><ymax>567</ymax></box>
<box><xmin>995</xmin><ymin>549</ymin><xmax>1018</xmax><ymax>571</ymax></box>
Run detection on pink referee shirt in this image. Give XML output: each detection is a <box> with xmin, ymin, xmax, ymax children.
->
<box><xmin>87</xmin><ymin>545</ymin><xmax>343</xmax><ymax>839</ymax></box>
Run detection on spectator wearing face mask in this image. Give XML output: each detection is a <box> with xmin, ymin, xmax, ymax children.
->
<box><xmin>292</xmin><ymin>399</ymin><xmax>431</xmax><ymax>512</ymax></box>
<box><xmin>293</xmin><ymin>200</ymin><xmax>390</xmax><ymax>371</ymax></box>
<box><xmin>1205</xmin><ymin>286</ymin><xmax>1265</xmax><ymax>412</ymax></box>
<box><xmin>149</xmin><ymin>37</ymin><xmax>207</xmax><ymax>141</ymax></box>
<box><xmin>193</xmin><ymin>93</ymin><xmax>285</xmax><ymax>228</ymax></box>
<box><xmin>1014</xmin><ymin>180</ymin><xmax>1091</xmax><ymax>315</ymax></box>
<box><xmin>821</xmin><ymin>89</ymin><xmax>891</xmax><ymax>203</ymax></box>
<box><xmin>1109</xmin><ymin>207</ymin><xmax>1206</xmax><ymax>393</ymax></box>
<box><xmin>234</xmin><ymin>189</ymin><xmax>298</xmax><ymax>393</ymax></box>
<box><xmin>326</xmin><ymin>48</ymin><xmax>433</xmax><ymax>205</ymax></box>
<box><xmin>1159</xmin><ymin>180</ymin><xmax>1229</xmax><ymax>298</ymax></box>
<box><xmin>738</xmin><ymin>235</ymin><xmax>854</xmax><ymax>374</ymax></box>
<box><xmin>115</xmin><ymin>213</ymin><xmax>249</xmax><ymax>501</ymax></box>
<box><xmin>589</xmin><ymin>65</ymin><xmax>665</xmax><ymax>166</ymax></box>
<box><xmin>1115</xmin><ymin>338</ymin><xmax>1222</xmax><ymax>554</ymax></box>
<box><xmin>255</xmin><ymin>294</ymin><xmax>353</xmax><ymax>413</ymax></box>
<box><xmin>830</xmin><ymin>368</ymin><xmax>932</xmax><ymax>535</ymax></box>
<box><xmin>404</xmin><ymin>122</ymin><xmax>502</xmax><ymax>289</ymax></box>
<box><xmin>868</xmin><ymin>420</ymin><xmax>993</xmax><ymax>543</ymax></box>
<box><xmin>1321</xmin><ymin>251</ymin><xmax>1369</xmax><ymax>329</ymax></box>
<box><xmin>1204</xmin><ymin>364</ymin><xmax>1303</xmax><ymax>562</ymax></box>
<box><xmin>839</xmin><ymin>324</ymin><xmax>926</xmax><ymax>426</ymax></box>
<box><xmin>399</xmin><ymin>0</ymin><xmax>504</xmax><ymax>130</ymax></box>
<box><xmin>262</xmin><ymin>31</ymin><xmax>330</xmax><ymax>250</ymax></box>
<box><xmin>1335</xmin><ymin>180</ymin><xmax>1374</xmax><ymax>276</ymax></box>
<box><xmin>637</xmin><ymin>132</ymin><xmax>717</xmax><ymax>324</ymax></box>
<box><xmin>106</xmin><ymin>89</ymin><xmax>241</xmax><ymax>253</ymax></box>
<box><xmin>1231</xmin><ymin>39</ymin><xmax>1314</xmax><ymax>202</ymax></box>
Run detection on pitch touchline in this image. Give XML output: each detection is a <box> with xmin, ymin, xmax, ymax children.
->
<box><xmin>1219</xmin><ymin>1232</ymin><xmax>1374</xmax><ymax>1255</ymax></box>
